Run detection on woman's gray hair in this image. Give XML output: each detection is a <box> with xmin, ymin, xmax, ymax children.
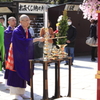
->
<box><xmin>19</xmin><ymin>14</ymin><xmax>29</xmax><ymax>21</ymax></box>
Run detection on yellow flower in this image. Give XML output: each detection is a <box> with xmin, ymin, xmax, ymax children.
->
<box><xmin>56</xmin><ymin>23</ymin><xmax>60</xmax><ymax>26</ymax></box>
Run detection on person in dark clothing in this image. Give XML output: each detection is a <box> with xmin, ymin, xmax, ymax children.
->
<box><xmin>90</xmin><ymin>20</ymin><xmax>98</xmax><ymax>61</ymax></box>
<box><xmin>64</xmin><ymin>18</ymin><xmax>77</xmax><ymax>65</ymax></box>
<box><xmin>5</xmin><ymin>14</ymin><xmax>44</xmax><ymax>100</ymax></box>
<box><xmin>4</xmin><ymin>16</ymin><xmax>16</xmax><ymax>89</ymax></box>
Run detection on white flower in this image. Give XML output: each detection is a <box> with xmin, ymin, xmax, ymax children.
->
<box><xmin>57</xmin><ymin>15</ymin><xmax>63</xmax><ymax>22</ymax></box>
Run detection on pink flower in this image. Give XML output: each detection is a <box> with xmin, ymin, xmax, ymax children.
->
<box><xmin>79</xmin><ymin>0</ymin><xmax>100</xmax><ymax>20</ymax></box>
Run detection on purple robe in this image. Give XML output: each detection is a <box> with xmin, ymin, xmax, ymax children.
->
<box><xmin>4</xmin><ymin>26</ymin><xmax>14</xmax><ymax>79</ymax></box>
<box><xmin>4</xmin><ymin>26</ymin><xmax>13</xmax><ymax>60</ymax></box>
<box><xmin>7</xmin><ymin>25</ymin><xmax>34</xmax><ymax>88</ymax></box>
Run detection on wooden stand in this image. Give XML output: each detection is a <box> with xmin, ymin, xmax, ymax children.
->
<box><xmin>29</xmin><ymin>57</ymin><xmax>72</xmax><ymax>100</ymax></box>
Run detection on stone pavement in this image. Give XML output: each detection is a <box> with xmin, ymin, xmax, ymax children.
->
<box><xmin>0</xmin><ymin>56</ymin><xmax>98</xmax><ymax>100</ymax></box>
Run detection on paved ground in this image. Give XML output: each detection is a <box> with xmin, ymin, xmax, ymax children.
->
<box><xmin>0</xmin><ymin>56</ymin><xmax>98</xmax><ymax>100</ymax></box>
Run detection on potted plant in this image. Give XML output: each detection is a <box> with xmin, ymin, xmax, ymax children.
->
<box><xmin>53</xmin><ymin>10</ymin><xmax>69</xmax><ymax>52</ymax></box>
<box><xmin>54</xmin><ymin>10</ymin><xmax>69</xmax><ymax>45</ymax></box>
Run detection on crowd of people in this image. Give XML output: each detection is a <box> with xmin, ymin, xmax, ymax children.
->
<box><xmin>0</xmin><ymin>15</ymin><xmax>44</xmax><ymax>100</ymax></box>
<box><xmin>0</xmin><ymin>14</ymin><xmax>98</xmax><ymax>100</ymax></box>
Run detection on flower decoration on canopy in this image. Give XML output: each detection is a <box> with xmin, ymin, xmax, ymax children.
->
<box><xmin>79</xmin><ymin>0</ymin><xmax>100</xmax><ymax>21</ymax></box>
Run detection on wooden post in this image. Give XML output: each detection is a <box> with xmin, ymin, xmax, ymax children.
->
<box><xmin>29</xmin><ymin>60</ymin><xmax>34</xmax><ymax>100</ymax></box>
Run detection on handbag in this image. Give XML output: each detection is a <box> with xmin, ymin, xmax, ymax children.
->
<box><xmin>86</xmin><ymin>37</ymin><xmax>97</xmax><ymax>47</ymax></box>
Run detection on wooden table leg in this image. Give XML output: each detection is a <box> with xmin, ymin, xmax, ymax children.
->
<box><xmin>57</xmin><ymin>60</ymin><xmax>60</xmax><ymax>98</ymax></box>
<box><xmin>54</xmin><ymin>61</ymin><xmax>60</xmax><ymax>99</ymax></box>
<box><xmin>54</xmin><ymin>62</ymin><xmax>57</xmax><ymax>98</ymax></box>
<box><xmin>43</xmin><ymin>62</ymin><xmax>48</xmax><ymax>100</ymax></box>
<box><xmin>30</xmin><ymin>60</ymin><xmax>34</xmax><ymax>100</ymax></box>
<box><xmin>67</xmin><ymin>58</ymin><xmax>71</xmax><ymax>97</ymax></box>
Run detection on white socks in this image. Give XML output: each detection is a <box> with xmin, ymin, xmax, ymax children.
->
<box><xmin>20</xmin><ymin>94</ymin><xmax>30</xmax><ymax>99</ymax></box>
<box><xmin>12</xmin><ymin>95</ymin><xmax>23</xmax><ymax>100</ymax></box>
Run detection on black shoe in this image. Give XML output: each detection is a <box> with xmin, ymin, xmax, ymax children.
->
<box><xmin>91</xmin><ymin>58</ymin><xmax>96</xmax><ymax>61</ymax></box>
<box><xmin>65</xmin><ymin>63</ymin><xmax>73</xmax><ymax>65</ymax></box>
<box><xmin>48</xmin><ymin>64</ymin><xmax>50</xmax><ymax>66</ymax></box>
<box><xmin>64</xmin><ymin>63</ymin><xmax>68</xmax><ymax>65</ymax></box>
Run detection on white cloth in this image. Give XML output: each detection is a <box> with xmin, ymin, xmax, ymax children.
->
<box><xmin>10</xmin><ymin>86</ymin><xmax>25</xmax><ymax>95</ymax></box>
<box><xmin>29</xmin><ymin>27</ymin><xmax>34</xmax><ymax>37</ymax></box>
<box><xmin>5</xmin><ymin>79</ymin><xmax>9</xmax><ymax>90</ymax></box>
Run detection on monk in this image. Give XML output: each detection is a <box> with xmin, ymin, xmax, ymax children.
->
<box><xmin>4</xmin><ymin>16</ymin><xmax>16</xmax><ymax>89</ymax></box>
<box><xmin>6</xmin><ymin>14</ymin><xmax>44</xmax><ymax>100</ymax></box>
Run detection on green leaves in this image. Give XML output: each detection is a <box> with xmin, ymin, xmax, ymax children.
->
<box><xmin>57</xmin><ymin>10</ymin><xmax>69</xmax><ymax>44</ymax></box>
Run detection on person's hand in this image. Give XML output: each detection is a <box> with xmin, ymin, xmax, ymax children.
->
<box><xmin>33</xmin><ymin>37</ymin><xmax>44</xmax><ymax>42</ymax></box>
<box><xmin>39</xmin><ymin>37</ymin><xmax>45</xmax><ymax>42</ymax></box>
<box><xmin>66</xmin><ymin>40</ymin><xmax>70</xmax><ymax>43</ymax></box>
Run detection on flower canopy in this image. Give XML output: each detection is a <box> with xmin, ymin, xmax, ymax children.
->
<box><xmin>79</xmin><ymin>0</ymin><xmax>100</xmax><ymax>21</ymax></box>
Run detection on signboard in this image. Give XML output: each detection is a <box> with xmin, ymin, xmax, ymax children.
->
<box><xmin>64</xmin><ymin>4</ymin><xmax>80</xmax><ymax>11</ymax></box>
<box><xmin>19</xmin><ymin>3</ymin><xmax>46</xmax><ymax>14</ymax></box>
